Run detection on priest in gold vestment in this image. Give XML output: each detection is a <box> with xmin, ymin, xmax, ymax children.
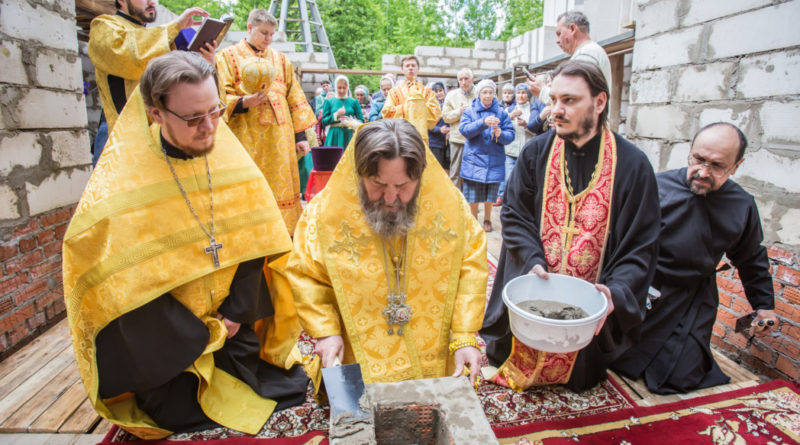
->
<box><xmin>381</xmin><ymin>56</ymin><xmax>442</xmax><ymax>148</ymax></box>
<box><xmin>88</xmin><ymin>0</ymin><xmax>211</xmax><ymax>132</ymax></box>
<box><xmin>63</xmin><ymin>52</ymin><xmax>308</xmax><ymax>440</ymax></box>
<box><xmin>287</xmin><ymin>119</ymin><xmax>487</xmax><ymax>385</ymax></box>
<box><xmin>216</xmin><ymin>9</ymin><xmax>317</xmax><ymax>234</ymax></box>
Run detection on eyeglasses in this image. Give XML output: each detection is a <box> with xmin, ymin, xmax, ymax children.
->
<box><xmin>164</xmin><ymin>102</ymin><xmax>226</xmax><ymax>127</ymax></box>
<box><xmin>687</xmin><ymin>154</ymin><xmax>735</xmax><ymax>178</ymax></box>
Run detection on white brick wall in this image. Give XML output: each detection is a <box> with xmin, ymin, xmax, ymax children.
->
<box><xmin>472</xmin><ymin>50</ymin><xmax>499</xmax><ymax>60</ymax></box>
<box><xmin>416</xmin><ymin>46</ymin><xmax>444</xmax><ymax>57</ymax></box>
<box><xmin>480</xmin><ymin>60</ymin><xmax>504</xmax><ymax>71</ymax></box>
<box><xmin>708</xmin><ymin>1</ymin><xmax>800</xmax><ymax>59</ymax></box>
<box><xmin>698</xmin><ymin>107</ymin><xmax>752</xmax><ymax>132</ymax></box>
<box><xmin>50</xmin><ymin>130</ymin><xmax>91</xmax><ymax>167</ymax></box>
<box><xmin>475</xmin><ymin>40</ymin><xmax>505</xmax><ymax>51</ymax></box>
<box><xmin>760</xmin><ymin>101</ymin><xmax>800</xmax><ymax>145</ymax></box>
<box><xmin>665</xmin><ymin>142</ymin><xmax>691</xmax><ymax>170</ymax></box>
<box><xmin>0</xmin><ymin>132</ymin><xmax>42</xmax><ymax>174</ymax></box>
<box><xmin>0</xmin><ymin>0</ymin><xmax>77</xmax><ymax>52</ymax></box>
<box><xmin>633</xmin><ymin>138</ymin><xmax>662</xmax><ymax>169</ymax></box>
<box><xmin>777</xmin><ymin>209</ymin><xmax>800</xmax><ymax>246</ymax></box>
<box><xmin>34</xmin><ymin>50</ymin><xmax>82</xmax><ymax>91</ymax></box>
<box><xmin>682</xmin><ymin>0</ymin><xmax>772</xmax><ymax>28</ymax></box>
<box><xmin>0</xmin><ymin>184</ymin><xmax>20</xmax><ymax>219</ymax></box>
<box><xmin>738</xmin><ymin>51</ymin><xmax>800</xmax><ymax>99</ymax></box>
<box><xmin>630</xmin><ymin>69</ymin><xmax>671</xmax><ymax>104</ymax></box>
<box><xmin>633</xmin><ymin>105</ymin><xmax>689</xmax><ymax>139</ymax></box>
<box><xmin>25</xmin><ymin>167</ymin><xmax>91</xmax><ymax>216</ymax></box>
<box><xmin>3</xmin><ymin>89</ymin><xmax>87</xmax><ymax>130</ymax></box>
<box><xmin>674</xmin><ymin>62</ymin><xmax>734</xmax><ymax>102</ymax></box>
<box><xmin>634</xmin><ymin>0</ymin><xmax>679</xmax><ymax>39</ymax></box>
<box><xmin>425</xmin><ymin>57</ymin><xmax>451</xmax><ymax>67</ymax></box>
<box><xmin>0</xmin><ymin>41</ymin><xmax>28</xmax><ymax>86</ymax></box>
<box><xmin>444</xmin><ymin>48</ymin><xmax>471</xmax><ymax>58</ymax></box>
<box><xmin>632</xmin><ymin>25</ymin><xmax>704</xmax><ymax>70</ymax></box>
<box><xmin>736</xmin><ymin>148</ymin><xmax>800</xmax><ymax>193</ymax></box>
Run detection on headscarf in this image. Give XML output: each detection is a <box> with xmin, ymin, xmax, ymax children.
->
<box><xmin>334</xmin><ymin>75</ymin><xmax>351</xmax><ymax>98</ymax></box>
<box><xmin>354</xmin><ymin>85</ymin><xmax>370</xmax><ymax>104</ymax></box>
<box><xmin>475</xmin><ymin>79</ymin><xmax>496</xmax><ymax>95</ymax></box>
<box><xmin>514</xmin><ymin>83</ymin><xmax>531</xmax><ymax>101</ymax></box>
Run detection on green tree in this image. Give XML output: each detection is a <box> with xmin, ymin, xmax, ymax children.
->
<box><xmin>158</xmin><ymin>0</ymin><xmax>235</xmax><ymax>24</ymax></box>
<box><xmin>498</xmin><ymin>0</ymin><xmax>544</xmax><ymax>41</ymax></box>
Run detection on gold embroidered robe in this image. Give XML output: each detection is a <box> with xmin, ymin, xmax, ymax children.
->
<box><xmin>88</xmin><ymin>13</ymin><xmax>180</xmax><ymax>132</ymax></box>
<box><xmin>62</xmin><ymin>90</ymin><xmax>300</xmax><ymax>439</ymax></box>
<box><xmin>216</xmin><ymin>40</ymin><xmax>317</xmax><ymax>234</ymax></box>
<box><xmin>287</xmin><ymin>124</ymin><xmax>487</xmax><ymax>383</ymax></box>
<box><xmin>381</xmin><ymin>80</ymin><xmax>442</xmax><ymax>148</ymax></box>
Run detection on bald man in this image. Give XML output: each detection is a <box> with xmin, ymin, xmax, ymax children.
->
<box><xmin>612</xmin><ymin>122</ymin><xmax>777</xmax><ymax>394</ymax></box>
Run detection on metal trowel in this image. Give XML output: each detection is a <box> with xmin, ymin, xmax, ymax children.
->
<box><xmin>321</xmin><ymin>357</ymin><xmax>371</xmax><ymax>420</ymax></box>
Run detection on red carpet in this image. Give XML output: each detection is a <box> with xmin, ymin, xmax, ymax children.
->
<box><xmin>494</xmin><ymin>379</ymin><xmax>800</xmax><ymax>444</ymax></box>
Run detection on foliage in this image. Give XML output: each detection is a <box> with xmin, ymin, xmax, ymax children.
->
<box><xmin>498</xmin><ymin>0</ymin><xmax>544</xmax><ymax>41</ymax></box>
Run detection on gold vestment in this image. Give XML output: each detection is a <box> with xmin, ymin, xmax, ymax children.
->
<box><xmin>381</xmin><ymin>80</ymin><xmax>442</xmax><ymax>147</ymax></box>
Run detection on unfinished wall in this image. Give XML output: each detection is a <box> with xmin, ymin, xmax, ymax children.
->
<box><xmin>628</xmin><ymin>0</ymin><xmax>800</xmax><ymax>381</ymax></box>
<box><xmin>0</xmin><ymin>0</ymin><xmax>90</xmax><ymax>359</ymax></box>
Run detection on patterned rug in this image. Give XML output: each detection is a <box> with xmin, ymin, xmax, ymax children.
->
<box><xmin>102</xmin><ymin>258</ymin><xmax>633</xmax><ymax>443</ymax></box>
<box><xmin>494</xmin><ymin>379</ymin><xmax>800</xmax><ymax>444</ymax></box>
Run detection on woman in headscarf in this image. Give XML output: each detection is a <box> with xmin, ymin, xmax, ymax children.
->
<box><xmin>458</xmin><ymin>79</ymin><xmax>514</xmax><ymax>232</ymax></box>
<box><xmin>495</xmin><ymin>83</ymin><xmax>534</xmax><ymax>206</ymax></box>
<box><xmin>321</xmin><ymin>75</ymin><xmax>364</xmax><ymax>148</ymax></box>
<box><xmin>428</xmin><ymin>82</ymin><xmax>450</xmax><ymax>170</ymax></box>
<box><xmin>354</xmin><ymin>85</ymin><xmax>372</xmax><ymax>120</ymax></box>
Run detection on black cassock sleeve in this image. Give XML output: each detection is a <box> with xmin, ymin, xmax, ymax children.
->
<box><xmin>728</xmin><ymin>201</ymin><xmax>774</xmax><ymax>311</ymax></box>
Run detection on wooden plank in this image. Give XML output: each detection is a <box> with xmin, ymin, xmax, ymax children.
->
<box><xmin>91</xmin><ymin>419</ymin><xmax>114</xmax><ymax>436</ymax></box>
<box><xmin>58</xmin><ymin>397</ymin><xmax>100</xmax><ymax>434</ymax></box>
<box><xmin>0</xmin><ymin>320</ymin><xmax>70</xmax><ymax>383</ymax></box>
<box><xmin>0</xmin><ymin>346</ymin><xmax>75</xmax><ymax>425</ymax></box>
<box><xmin>28</xmin><ymin>378</ymin><xmax>89</xmax><ymax>433</ymax></box>
<box><xmin>1</xmin><ymin>364</ymin><xmax>81</xmax><ymax>432</ymax></box>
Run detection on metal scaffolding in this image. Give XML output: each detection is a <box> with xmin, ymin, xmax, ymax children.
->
<box><xmin>268</xmin><ymin>0</ymin><xmax>338</xmax><ymax>74</ymax></box>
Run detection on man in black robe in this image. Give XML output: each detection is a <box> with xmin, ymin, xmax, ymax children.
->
<box><xmin>480</xmin><ymin>60</ymin><xmax>660</xmax><ymax>392</ymax></box>
<box><xmin>611</xmin><ymin>123</ymin><xmax>777</xmax><ymax>394</ymax></box>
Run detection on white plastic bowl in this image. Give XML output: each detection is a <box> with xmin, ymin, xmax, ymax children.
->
<box><xmin>502</xmin><ymin>273</ymin><xmax>609</xmax><ymax>353</ymax></box>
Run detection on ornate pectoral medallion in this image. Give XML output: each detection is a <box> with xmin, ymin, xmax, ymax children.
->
<box><xmin>382</xmin><ymin>293</ymin><xmax>412</xmax><ymax>335</ymax></box>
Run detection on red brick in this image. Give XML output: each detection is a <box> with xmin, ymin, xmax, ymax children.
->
<box><xmin>727</xmin><ymin>331</ymin><xmax>750</xmax><ymax>349</ymax></box>
<box><xmin>731</xmin><ymin>296</ymin><xmax>752</xmax><ymax>315</ymax></box>
<box><xmin>37</xmin><ymin>230</ymin><xmax>55</xmax><ymax>246</ymax></box>
<box><xmin>53</xmin><ymin>223</ymin><xmax>68</xmax><ymax>240</ymax></box>
<box><xmin>764</xmin><ymin>336</ymin><xmax>800</xmax><ymax>359</ymax></box>
<box><xmin>40</xmin><ymin>207</ymin><xmax>73</xmax><ymax>228</ymax></box>
<box><xmin>13</xmin><ymin>280</ymin><xmax>49</xmax><ymax>305</ymax></box>
<box><xmin>717</xmin><ymin>275</ymin><xmax>745</xmax><ymax>299</ymax></box>
<box><xmin>775</xmin><ymin>299</ymin><xmax>800</xmax><ymax>320</ymax></box>
<box><xmin>716</xmin><ymin>307</ymin><xmax>737</xmax><ymax>328</ymax></box>
<box><xmin>0</xmin><ymin>273</ymin><xmax>29</xmax><ymax>295</ymax></box>
<box><xmin>27</xmin><ymin>311</ymin><xmax>46</xmax><ymax>330</ymax></box>
<box><xmin>784</xmin><ymin>286</ymin><xmax>800</xmax><ymax>305</ymax></box>
<box><xmin>718</xmin><ymin>291</ymin><xmax>732</xmax><ymax>309</ymax></box>
<box><xmin>35</xmin><ymin>290</ymin><xmax>63</xmax><ymax>311</ymax></box>
<box><xmin>713</xmin><ymin>322</ymin><xmax>727</xmax><ymax>339</ymax></box>
<box><xmin>42</xmin><ymin>241</ymin><xmax>62</xmax><ymax>258</ymax></box>
<box><xmin>732</xmin><ymin>269</ymin><xmax>741</xmax><ymax>281</ymax></box>
<box><xmin>748</xmin><ymin>344</ymin><xmax>774</xmax><ymax>364</ymax></box>
<box><xmin>775</xmin><ymin>355</ymin><xmax>800</xmax><ymax>380</ymax></box>
<box><xmin>29</xmin><ymin>260</ymin><xmax>60</xmax><ymax>281</ymax></box>
<box><xmin>18</xmin><ymin>236</ymin><xmax>37</xmax><ymax>253</ymax></box>
<box><xmin>4</xmin><ymin>250</ymin><xmax>43</xmax><ymax>275</ymax></box>
<box><xmin>12</xmin><ymin>219</ymin><xmax>40</xmax><ymax>238</ymax></box>
<box><xmin>0</xmin><ymin>298</ymin><xmax>12</xmax><ymax>315</ymax></box>
<box><xmin>53</xmin><ymin>298</ymin><xmax>65</xmax><ymax>314</ymax></box>
<box><xmin>782</xmin><ymin>323</ymin><xmax>800</xmax><ymax>342</ymax></box>
<box><xmin>0</xmin><ymin>244</ymin><xmax>18</xmax><ymax>262</ymax></box>
<box><xmin>44</xmin><ymin>306</ymin><xmax>54</xmax><ymax>320</ymax></box>
<box><xmin>8</xmin><ymin>324</ymin><xmax>29</xmax><ymax>344</ymax></box>
<box><xmin>768</xmin><ymin>245</ymin><xmax>794</xmax><ymax>264</ymax></box>
<box><xmin>0</xmin><ymin>333</ymin><xmax>7</xmax><ymax>352</ymax></box>
<box><xmin>774</xmin><ymin>281</ymin><xmax>784</xmax><ymax>298</ymax></box>
<box><xmin>0</xmin><ymin>305</ymin><xmax>34</xmax><ymax>333</ymax></box>
<box><xmin>775</xmin><ymin>265</ymin><xmax>800</xmax><ymax>286</ymax></box>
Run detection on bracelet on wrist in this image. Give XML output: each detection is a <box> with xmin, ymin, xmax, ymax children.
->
<box><xmin>448</xmin><ymin>337</ymin><xmax>480</xmax><ymax>354</ymax></box>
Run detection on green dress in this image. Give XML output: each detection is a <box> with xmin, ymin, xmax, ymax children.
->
<box><xmin>321</xmin><ymin>97</ymin><xmax>363</xmax><ymax>148</ymax></box>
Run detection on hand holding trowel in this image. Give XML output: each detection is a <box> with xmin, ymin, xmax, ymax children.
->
<box><xmin>317</xmin><ymin>335</ymin><xmax>371</xmax><ymax>421</ymax></box>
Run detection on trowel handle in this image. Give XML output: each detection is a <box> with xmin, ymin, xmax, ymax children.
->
<box><xmin>332</xmin><ymin>357</ymin><xmax>342</xmax><ymax>367</ymax></box>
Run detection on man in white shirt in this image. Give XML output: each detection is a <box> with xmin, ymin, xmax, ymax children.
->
<box><xmin>555</xmin><ymin>10</ymin><xmax>612</xmax><ymax>88</ymax></box>
<box><xmin>442</xmin><ymin>68</ymin><xmax>477</xmax><ymax>188</ymax></box>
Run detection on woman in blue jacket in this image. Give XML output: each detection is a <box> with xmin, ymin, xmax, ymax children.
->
<box><xmin>459</xmin><ymin>79</ymin><xmax>515</xmax><ymax>232</ymax></box>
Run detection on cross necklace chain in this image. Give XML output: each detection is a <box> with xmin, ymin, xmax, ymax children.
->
<box><xmin>381</xmin><ymin>237</ymin><xmax>412</xmax><ymax>335</ymax></box>
<box><xmin>161</xmin><ymin>147</ymin><xmax>223</xmax><ymax>268</ymax></box>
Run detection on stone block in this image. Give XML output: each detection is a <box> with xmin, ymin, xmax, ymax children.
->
<box><xmin>446</xmin><ymin>48</ymin><xmax>472</xmax><ymax>60</ymax></box>
<box><xmin>453</xmin><ymin>58</ymin><xmax>476</xmax><ymax>68</ymax></box>
<box><xmin>633</xmin><ymin>138</ymin><xmax>662</xmax><ymax>170</ymax></box>
<box><xmin>1</xmin><ymin>88</ymin><xmax>87</xmax><ymax>130</ymax></box>
<box><xmin>665</xmin><ymin>142</ymin><xmax>691</xmax><ymax>170</ymax></box>
<box><xmin>760</xmin><ymin>101</ymin><xmax>800</xmax><ymax>145</ymax></box>
<box><xmin>0</xmin><ymin>132</ymin><xmax>42</xmax><ymax>174</ymax></box>
<box><xmin>0</xmin><ymin>41</ymin><xmax>28</xmax><ymax>86</ymax></box>
<box><xmin>630</xmin><ymin>69</ymin><xmax>671</xmax><ymax>104</ymax></box>
<box><xmin>683</xmin><ymin>0</ymin><xmax>772</xmax><ymax>28</ymax></box>
<box><xmin>425</xmin><ymin>57</ymin><xmax>451</xmax><ymax>68</ymax></box>
<box><xmin>736</xmin><ymin>148</ymin><xmax>800</xmax><ymax>193</ymax></box>
<box><xmin>311</xmin><ymin>52</ymin><xmax>329</xmax><ymax>64</ymax></box>
<box><xmin>475</xmin><ymin>40</ymin><xmax>505</xmax><ymax>51</ymax></box>
<box><xmin>777</xmin><ymin>209</ymin><xmax>800</xmax><ymax>246</ymax></box>
<box><xmin>708</xmin><ymin>1</ymin><xmax>800</xmax><ymax>60</ymax></box>
<box><xmin>738</xmin><ymin>51</ymin><xmax>800</xmax><ymax>99</ymax></box>
<box><xmin>698</xmin><ymin>107</ymin><xmax>751</xmax><ymax>133</ymax></box>
<box><xmin>34</xmin><ymin>50</ymin><xmax>82</xmax><ymax>91</ymax></box>
<box><xmin>271</xmin><ymin>42</ymin><xmax>295</xmax><ymax>53</ymax></box>
<box><xmin>415</xmin><ymin>46</ymin><xmax>443</xmax><ymax>57</ymax></box>
<box><xmin>631</xmin><ymin>104</ymin><xmax>689</xmax><ymax>139</ymax></box>
<box><xmin>632</xmin><ymin>26</ymin><xmax>704</xmax><ymax>71</ymax></box>
<box><xmin>50</xmin><ymin>130</ymin><xmax>91</xmax><ymax>168</ymax></box>
<box><xmin>480</xmin><ymin>60</ymin><xmax>504</xmax><ymax>71</ymax></box>
<box><xmin>635</xmin><ymin>0</ymin><xmax>680</xmax><ymax>38</ymax></box>
<box><xmin>286</xmin><ymin>52</ymin><xmax>311</xmax><ymax>63</ymax></box>
<box><xmin>0</xmin><ymin>0</ymin><xmax>77</xmax><ymax>52</ymax></box>
<box><xmin>674</xmin><ymin>62</ymin><xmax>735</xmax><ymax>102</ymax></box>
<box><xmin>382</xmin><ymin>64</ymin><xmax>401</xmax><ymax>72</ymax></box>
<box><xmin>382</xmin><ymin>54</ymin><xmax>400</xmax><ymax>66</ymax></box>
<box><xmin>0</xmin><ymin>184</ymin><xmax>20</xmax><ymax>220</ymax></box>
<box><xmin>472</xmin><ymin>49</ymin><xmax>498</xmax><ymax>60</ymax></box>
<box><xmin>25</xmin><ymin>167</ymin><xmax>91</xmax><ymax>216</ymax></box>
<box><xmin>296</xmin><ymin>62</ymin><xmax>327</xmax><ymax>69</ymax></box>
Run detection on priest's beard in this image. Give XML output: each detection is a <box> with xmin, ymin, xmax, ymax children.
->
<box><xmin>688</xmin><ymin>171</ymin><xmax>715</xmax><ymax>195</ymax></box>
<box><xmin>161</xmin><ymin>124</ymin><xmax>215</xmax><ymax>158</ymax></box>
<box><xmin>126</xmin><ymin>0</ymin><xmax>157</xmax><ymax>23</ymax></box>
<box><xmin>554</xmin><ymin>105</ymin><xmax>597</xmax><ymax>145</ymax></box>
<box><xmin>358</xmin><ymin>181</ymin><xmax>419</xmax><ymax>238</ymax></box>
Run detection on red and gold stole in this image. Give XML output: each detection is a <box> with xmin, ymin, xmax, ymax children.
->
<box><xmin>490</xmin><ymin>128</ymin><xmax>617</xmax><ymax>391</ymax></box>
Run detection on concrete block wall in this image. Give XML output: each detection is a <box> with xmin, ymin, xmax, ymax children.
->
<box><xmin>628</xmin><ymin>0</ymin><xmax>800</xmax><ymax>381</ymax></box>
<box><xmin>0</xmin><ymin>0</ymin><xmax>90</xmax><ymax>359</ymax></box>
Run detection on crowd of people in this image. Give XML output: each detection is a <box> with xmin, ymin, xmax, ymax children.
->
<box><xmin>65</xmin><ymin>2</ymin><xmax>779</xmax><ymax>439</ymax></box>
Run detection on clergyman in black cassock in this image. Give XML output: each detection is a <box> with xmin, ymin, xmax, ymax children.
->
<box><xmin>612</xmin><ymin>123</ymin><xmax>776</xmax><ymax>394</ymax></box>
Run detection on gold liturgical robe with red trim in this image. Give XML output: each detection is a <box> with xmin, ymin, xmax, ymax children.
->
<box><xmin>216</xmin><ymin>40</ymin><xmax>317</xmax><ymax>234</ymax></box>
<box><xmin>287</xmin><ymin>123</ymin><xmax>487</xmax><ymax>383</ymax></box>
<box><xmin>381</xmin><ymin>80</ymin><xmax>441</xmax><ymax>148</ymax></box>
<box><xmin>491</xmin><ymin>128</ymin><xmax>617</xmax><ymax>391</ymax></box>
<box><xmin>63</xmin><ymin>90</ymin><xmax>300</xmax><ymax>439</ymax></box>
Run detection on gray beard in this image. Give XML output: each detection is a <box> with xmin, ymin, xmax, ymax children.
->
<box><xmin>358</xmin><ymin>181</ymin><xmax>418</xmax><ymax>238</ymax></box>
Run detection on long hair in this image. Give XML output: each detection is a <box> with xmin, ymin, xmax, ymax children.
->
<box><xmin>552</xmin><ymin>60</ymin><xmax>609</xmax><ymax>128</ymax></box>
<box><xmin>354</xmin><ymin>119</ymin><xmax>427</xmax><ymax>181</ymax></box>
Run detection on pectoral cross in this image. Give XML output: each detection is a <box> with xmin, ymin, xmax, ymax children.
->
<box><xmin>205</xmin><ymin>237</ymin><xmax>223</xmax><ymax>268</ymax></box>
<box><xmin>561</xmin><ymin>223</ymin><xmax>580</xmax><ymax>253</ymax></box>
